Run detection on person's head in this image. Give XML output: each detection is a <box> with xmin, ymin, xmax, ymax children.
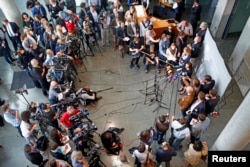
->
<box><xmin>73</xmin><ymin>151</ymin><xmax>84</xmax><ymax>161</ymax></box>
<box><xmin>148</xmin><ymin>25</ymin><xmax>153</xmax><ymax>31</ymax></box>
<box><xmin>22</xmin><ymin>12</ymin><xmax>30</xmax><ymax>20</ymax></box>
<box><xmin>66</xmin><ymin>106</ymin><xmax>74</xmax><ymax>114</ymax></box>
<box><xmin>170</xmin><ymin>43</ymin><xmax>176</xmax><ymax>49</ymax></box>
<box><xmin>193</xmin><ymin>140</ymin><xmax>203</xmax><ymax>151</ymax></box>
<box><xmin>16</xmin><ymin>47</ymin><xmax>25</xmax><ymax>56</ymax></box>
<box><xmin>198</xmin><ymin>91</ymin><xmax>206</xmax><ymax>101</ymax></box>
<box><xmin>209</xmin><ymin>88</ymin><xmax>217</xmax><ymax>97</ymax></box>
<box><xmin>198</xmin><ymin>113</ymin><xmax>206</xmax><ymax>121</ymax></box>
<box><xmin>140</xmin><ymin>129</ymin><xmax>150</xmax><ymax>142</ymax></box>
<box><xmin>50</xmin><ymin>142</ymin><xmax>59</xmax><ymax>150</ymax></box>
<box><xmin>183</xmin><ymin>47</ymin><xmax>191</xmax><ymax>55</ymax></box>
<box><xmin>162</xmin><ymin>142</ymin><xmax>170</xmax><ymax>151</ymax></box>
<box><xmin>179</xmin><ymin>117</ymin><xmax>186</xmax><ymax>125</ymax></box>
<box><xmin>194</xmin><ymin>36</ymin><xmax>201</xmax><ymax>43</ymax></box>
<box><xmin>120</xmin><ymin>20</ymin><xmax>125</xmax><ymax>28</ymax></box>
<box><xmin>80</xmin><ymin>2</ymin><xmax>86</xmax><ymax>8</ymax></box>
<box><xmin>50</xmin><ymin>81</ymin><xmax>58</xmax><ymax>88</ymax></box>
<box><xmin>1</xmin><ymin>103</ymin><xmax>9</xmax><ymax>112</ymax></box>
<box><xmin>49</xmin><ymin>159</ymin><xmax>57</xmax><ymax>167</ymax></box>
<box><xmin>35</xmin><ymin>1</ymin><xmax>41</xmax><ymax>8</ymax></box>
<box><xmin>200</xmin><ymin>22</ymin><xmax>208</xmax><ymax>30</ymax></box>
<box><xmin>133</xmin><ymin>37</ymin><xmax>139</xmax><ymax>45</ymax></box>
<box><xmin>183</xmin><ymin>20</ymin><xmax>189</xmax><ymax>26</ymax></box>
<box><xmin>34</xmin><ymin>14</ymin><xmax>42</xmax><ymax>21</ymax></box>
<box><xmin>46</xmin><ymin>49</ymin><xmax>54</xmax><ymax>57</ymax></box>
<box><xmin>90</xmin><ymin>5</ymin><xmax>95</xmax><ymax>12</ymax></box>
<box><xmin>2</xmin><ymin>19</ymin><xmax>9</xmax><ymax>26</ymax></box>
<box><xmin>185</xmin><ymin>62</ymin><xmax>192</xmax><ymax>69</ymax></box>
<box><xmin>159</xmin><ymin>115</ymin><xmax>166</xmax><ymax>123</ymax></box>
<box><xmin>192</xmin><ymin>77</ymin><xmax>200</xmax><ymax>88</ymax></box>
<box><xmin>113</xmin><ymin>7</ymin><xmax>118</xmax><ymax>14</ymax></box>
<box><xmin>31</xmin><ymin>59</ymin><xmax>39</xmax><ymax>67</ymax></box>
<box><xmin>178</xmin><ymin>31</ymin><xmax>185</xmax><ymax>38</ymax></box>
<box><xmin>166</xmin><ymin>64</ymin><xmax>173</xmax><ymax>71</ymax></box>
<box><xmin>24</xmin><ymin>144</ymin><xmax>35</xmax><ymax>153</ymax></box>
<box><xmin>21</xmin><ymin>110</ymin><xmax>31</xmax><ymax>122</ymax></box>
<box><xmin>143</xmin><ymin>17</ymin><xmax>149</xmax><ymax>23</ymax></box>
<box><xmin>204</xmin><ymin>75</ymin><xmax>212</xmax><ymax>82</ymax></box>
<box><xmin>103</xmin><ymin>11</ymin><xmax>108</xmax><ymax>17</ymax></box>
<box><xmin>194</xmin><ymin>0</ymin><xmax>200</xmax><ymax>5</ymax></box>
<box><xmin>138</xmin><ymin>143</ymin><xmax>146</xmax><ymax>153</ymax></box>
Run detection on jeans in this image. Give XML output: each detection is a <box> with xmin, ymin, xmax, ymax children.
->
<box><xmin>169</xmin><ymin>131</ymin><xmax>184</xmax><ymax>150</ymax></box>
<box><xmin>156</xmin><ymin>130</ymin><xmax>166</xmax><ymax>144</ymax></box>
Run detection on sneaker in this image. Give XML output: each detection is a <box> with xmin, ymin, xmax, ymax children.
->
<box><xmin>136</xmin><ymin>65</ymin><xmax>140</xmax><ymax>69</ymax></box>
<box><xmin>145</xmin><ymin>70</ymin><xmax>148</xmax><ymax>73</ymax></box>
<box><xmin>130</xmin><ymin>64</ymin><xmax>134</xmax><ymax>69</ymax></box>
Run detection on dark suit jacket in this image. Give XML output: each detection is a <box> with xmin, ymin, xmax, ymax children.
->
<box><xmin>116</xmin><ymin>26</ymin><xmax>127</xmax><ymax>45</ymax></box>
<box><xmin>3</xmin><ymin>22</ymin><xmax>20</xmax><ymax>38</ymax></box>
<box><xmin>191</xmin><ymin>101</ymin><xmax>206</xmax><ymax>118</ymax></box>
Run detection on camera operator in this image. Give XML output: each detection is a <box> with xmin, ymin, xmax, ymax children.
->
<box><xmin>53</xmin><ymin>50</ymin><xmax>78</xmax><ymax>78</ymax></box>
<box><xmin>20</xmin><ymin>110</ymin><xmax>38</xmax><ymax>146</ymax></box>
<box><xmin>83</xmin><ymin>15</ymin><xmax>96</xmax><ymax>46</ymax></box>
<box><xmin>100</xmin><ymin>127</ymin><xmax>124</xmax><ymax>155</ymax></box>
<box><xmin>59</xmin><ymin>105</ymin><xmax>80</xmax><ymax>134</ymax></box>
<box><xmin>48</xmin><ymin>81</ymin><xmax>71</xmax><ymax>106</ymax></box>
<box><xmin>41</xmin><ymin>103</ymin><xmax>62</xmax><ymax>131</ymax></box>
<box><xmin>76</xmin><ymin>85</ymin><xmax>102</xmax><ymax>106</ymax></box>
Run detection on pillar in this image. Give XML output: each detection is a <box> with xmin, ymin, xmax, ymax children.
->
<box><xmin>211</xmin><ymin>92</ymin><xmax>250</xmax><ymax>150</ymax></box>
<box><xmin>0</xmin><ymin>0</ymin><xmax>22</xmax><ymax>27</ymax></box>
<box><xmin>210</xmin><ymin>0</ymin><xmax>235</xmax><ymax>39</ymax></box>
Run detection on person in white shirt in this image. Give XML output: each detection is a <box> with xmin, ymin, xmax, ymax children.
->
<box><xmin>132</xmin><ymin>143</ymin><xmax>153</xmax><ymax>167</ymax></box>
<box><xmin>168</xmin><ymin>116</ymin><xmax>190</xmax><ymax>151</ymax></box>
<box><xmin>20</xmin><ymin>111</ymin><xmax>38</xmax><ymax>146</ymax></box>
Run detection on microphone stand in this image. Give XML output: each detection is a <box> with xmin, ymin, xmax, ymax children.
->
<box><xmin>140</xmin><ymin>50</ymin><xmax>170</xmax><ymax>113</ymax></box>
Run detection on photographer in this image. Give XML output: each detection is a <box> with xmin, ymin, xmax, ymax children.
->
<box><xmin>20</xmin><ymin>110</ymin><xmax>38</xmax><ymax>146</ymax></box>
<box><xmin>76</xmin><ymin>85</ymin><xmax>102</xmax><ymax>106</ymax></box>
<box><xmin>48</xmin><ymin>81</ymin><xmax>70</xmax><ymax>105</ymax></box>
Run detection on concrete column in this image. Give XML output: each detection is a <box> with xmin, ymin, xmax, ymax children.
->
<box><xmin>211</xmin><ymin>92</ymin><xmax>250</xmax><ymax>150</ymax></box>
<box><xmin>0</xmin><ymin>0</ymin><xmax>22</xmax><ymax>27</ymax></box>
<box><xmin>210</xmin><ymin>0</ymin><xmax>235</xmax><ymax>39</ymax></box>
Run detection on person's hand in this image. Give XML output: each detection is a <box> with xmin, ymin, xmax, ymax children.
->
<box><xmin>65</xmin><ymin>88</ymin><xmax>70</xmax><ymax>92</ymax></box>
<box><xmin>166</xmin><ymin>112</ymin><xmax>169</xmax><ymax>116</ymax></box>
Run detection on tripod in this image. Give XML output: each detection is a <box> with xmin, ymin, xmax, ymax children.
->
<box><xmin>151</xmin><ymin>68</ymin><xmax>170</xmax><ymax>113</ymax></box>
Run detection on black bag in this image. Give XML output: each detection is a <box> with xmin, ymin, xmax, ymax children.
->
<box><xmin>0</xmin><ymin>115</ymin><xmax>4</xmax><ymax>127</ymax></box>
<box><xmin>36</xmin><ymin>135</ymin><xmax>49</xmax><ymax>151</ymax></box>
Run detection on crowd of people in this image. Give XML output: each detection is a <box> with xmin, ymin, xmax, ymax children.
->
<box><xmin>0</xmin><ymin>0</ymin><xmax>222</xmax><ymax>166</ymax></box>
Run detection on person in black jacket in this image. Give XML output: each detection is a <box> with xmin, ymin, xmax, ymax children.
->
<box><xmin>16</xmin><ymin>47</ymin><xmax>34</xmax><ymax>77</ymax></box>
<box><xmin>155</xmin><ymin>142</ymin><xmax>177</xmax><ymax>167</ymax></box>
<box><xmin>2</xmin><ymin>19</ymin><xmax>22</xmax><ymax>52</ymax></box>
<box><xmin>24</xmin><ymin>144</ymin><xmax>48</xmax><ymax>167</ymax></box>
<box><xmin>189</xmin><ymin>0</ymin><xmax>201</xmax><ymax>33</ymax></box>
<box><xmin>30</xmin><ymin>59</ymin><xmax>49</xmax><ymax>96</ymax></box>
<box><xmin>0</xmin><ymin>38</ymin><xmax>16</xmax><ymax>65</ymax></box>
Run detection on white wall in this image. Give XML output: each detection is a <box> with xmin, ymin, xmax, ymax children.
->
<box><xmin>210</xmin><ymin>0</ymin><xmax>235</xmax><ymax>39</ymax></box>
<box><xmin>211</xmin><ymin>89</ymin><xmax>250</xmax><ymax>150</ymax></box>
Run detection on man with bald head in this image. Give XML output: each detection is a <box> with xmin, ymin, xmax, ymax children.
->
<box><xmin>30</xmin><ymin>59</ymin><xmax>49</xmax><ymax>96</ymax></box>
<box><xmin>48</xmin><ymin>80</ymin><xmax>70</xmax><ymax>106</ymax></box>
